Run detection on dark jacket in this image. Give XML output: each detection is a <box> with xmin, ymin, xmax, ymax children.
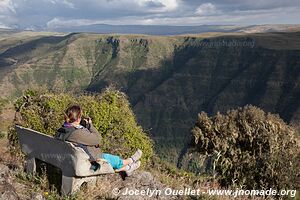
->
<box><xmin>55</xmin><ymin>123</ymin><xmax>102</xmax><ymax>161</ymax></box>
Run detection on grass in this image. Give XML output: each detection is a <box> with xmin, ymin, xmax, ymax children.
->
<box><xmin>15</xmin><ymin>167</ymin><xmax>79</xmax><ymax>200</ymax></box>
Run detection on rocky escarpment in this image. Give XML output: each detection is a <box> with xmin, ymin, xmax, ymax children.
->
<box><xmin>93</xmin><ymin>171</ymin><xmax>178</xmax><ymax>200</ymax></box>
<box><xmin>88</xmin><ymin>33</ymin><xmax>300</xmax><ymax>163</ymax></box>
<box><xmin>1</xmin><ymin>31</ymin><xmax>300</xmax><ymax>164</ymax></box>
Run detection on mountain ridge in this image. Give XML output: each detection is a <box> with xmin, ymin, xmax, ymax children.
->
<box><xmin>2</xmin><ymin>24</ymin><xmax>300</xmax><ymax>35</ymax></box>
<box><xmin>1</xmin><ymin>30</ymin><xmax>300</xmax><ymax>162</ymax></box>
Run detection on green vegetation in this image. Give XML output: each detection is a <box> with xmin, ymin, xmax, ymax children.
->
<box><xmin>8</xmin><ymin>88</ymin><xmax>153</xmax><ymax>163</ymax></box>
<box><xmin>93</xmin><ymin>37</ymin><xmax>117</xmax><ymax>76</ymax></box>
<box><xmin>190</xmin><ymin>105</ymin><xmax>300</xmax><ymax>190</ymax></box>
<box><xmin>7</xmin><ymin>88</ymin><xmax>210</xmax><ymax>199</ymax></box>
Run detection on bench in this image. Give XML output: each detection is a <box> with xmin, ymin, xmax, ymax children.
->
<box><xmin>15</xmin><ymin>125</ymin><xmax>115</xmax><ymax>195</ymax></box>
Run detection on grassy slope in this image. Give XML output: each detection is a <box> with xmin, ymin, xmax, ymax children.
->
<box><xmin>1</xmin><ymin>30</ymin><xmax>300</xmax><ymax>163</ymax></box>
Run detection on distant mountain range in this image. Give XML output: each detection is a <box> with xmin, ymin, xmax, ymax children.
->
<box><xmin>50</xmin><ymin>24</ymin><xmax>242</xmax><ymax>35</ymax></box>
<box><xmin>3</xmin><ymin>24</ymin><xmax>300</xmax><ymax>35</ymax></box>
<box><xmin>1</xmin><ymin>28</ymin><xmax>300</xmax><ymax>163</ymax></box>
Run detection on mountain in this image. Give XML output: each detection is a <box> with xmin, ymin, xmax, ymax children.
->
<box><xmin>1</xmin><ymin>29</ymin><xmax>300</xmax><ymax>163</ymax></box>
<box><xmin>9</xmin><ymin>24</ymin><xmax>300</xmax><ymax>35</ymax></box>
<box><xmin>48</xmin><ymin>24</ymin><xmax>243</xmax><ymax>35</ymax></box>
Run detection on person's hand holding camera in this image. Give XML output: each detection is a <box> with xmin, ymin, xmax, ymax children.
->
<box><xmin>83</xmin><ymin>117</ymin><xmax>92</xmax><ymax>124</ymax></box>
<box><xmin>80</xmin><ymin>117</ymin><xmax>92</xmax><ymax>129</ymax></box>
<box><xmin>87</xmin><ymin>117</ymin><xmax>92</xmax><ymax>124</ymax></box>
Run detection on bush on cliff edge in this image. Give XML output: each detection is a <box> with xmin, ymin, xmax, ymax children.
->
<box><xmin>8</xmin><ymin>88</ymin><xmax>153</xmax><ymax>164</ymax></box>
<box><xmin>191</xmin><ymin>105</ymin><xmax>300</xmax><ymax>190</ymax></box>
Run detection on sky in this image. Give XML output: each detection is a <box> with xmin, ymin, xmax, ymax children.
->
<box><xmin>0</xmin><ymin>0</ymin><xmax>299</xmax><ymax>30</ymax></box>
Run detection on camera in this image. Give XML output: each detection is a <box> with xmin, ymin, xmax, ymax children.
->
<box><xmin>80</xmin><ymin>117</ymin><xmax>91</xmax><ymax>130</ymax></box>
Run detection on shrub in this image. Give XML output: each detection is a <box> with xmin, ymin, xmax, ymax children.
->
<box><xmin>191</xmin><ymin>105</ymin><xmax>300</xmax><ymax>190</ymax></box>
<box><xmin>8</xmin><ymin>88</ymin><xmax>153</xmax><ymax>163</ymax></box>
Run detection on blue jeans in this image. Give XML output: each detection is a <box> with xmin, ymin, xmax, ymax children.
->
<box><xmin>101</xmin><ymin>153</ymin><xmax>124</xmax><ymax>169</ymax></box>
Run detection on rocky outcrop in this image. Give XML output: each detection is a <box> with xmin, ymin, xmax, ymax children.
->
<box><xmin>94</xmin><ymin>171</ymin><xmax>178</xmax><ymax>200</ymax></box>
<box><xmin>0</xmin><ymin>160</ymin><xmax>180</xmax><ymax>200</ymax></box>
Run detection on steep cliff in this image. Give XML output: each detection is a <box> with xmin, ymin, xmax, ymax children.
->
<box><xmin>1</xmin><ymin>31</ymin><xmax>300</xmax><ymax>163</ymax></box>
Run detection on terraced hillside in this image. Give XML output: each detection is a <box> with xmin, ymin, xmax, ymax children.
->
<box><xmin>1</xmin><ymin>30</ymin><xmax>300</xmax><ymax>163</ymax></box>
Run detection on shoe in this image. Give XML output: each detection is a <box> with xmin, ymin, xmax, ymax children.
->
<box><xmin>130</xmin><ymin>149</ymin><xmax>143</xmax><ymax>162</ymax></box>
<box><xmin>126</xmin><ymin>161</ymin><xmax>141</xmax><ymax>176</ymax></box>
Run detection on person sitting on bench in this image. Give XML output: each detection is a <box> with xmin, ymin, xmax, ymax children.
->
<box><xmin>55</xmin><ymin>104</ymin><xmax>142</xmax><ymax>176</ymax></box>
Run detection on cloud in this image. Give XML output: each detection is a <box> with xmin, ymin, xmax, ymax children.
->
<box><xmin>0</xmin><ymin>0</ymin><xmax>299</xmax><ymax>29</ymax></box>
<box><xmin>0</xmin><ymin>0</ymin><xmax>17</xmax><ymax>14</ymax></box>
<box><xmin>137</xmin><ymin>0</ymin><xmax>178</xmax><ymax>12</ymax></box>
<box><xmin>143</xmin><ymin>1</ymin><xmax>165</xmax><ymax>8</ymax></box>
<box><xmin>195</xmin><ymin>3</ymin><xmax>217</xmax><ymax>16</ymax></box>
<box><xmin>0</xmin><ymin>22</ymin><xmax>11</xmax><ymax>29</ymax></box>
<box><xmin>49</xmin><ymin>0</ymin><xmax>75</xmax><ymax>9</ymax></box>
<box><xmin>46</xmin><ymin>6</ymin><xmax>300</xmax><ymax>27</ymax></box>
<box><xmin>0</xmin><ymin>0</ymin><xmax>18</xmax><ymax>28</ymax></box>
<box><xmin>156</xmin><ymin>0</ymin><xmax>178</xmax><ymax>11</ymax></box>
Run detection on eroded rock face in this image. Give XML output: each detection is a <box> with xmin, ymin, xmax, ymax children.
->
<box><xmin>94</xmin><ymin>171</ymin><xmax>178</xmax><ymax>200</ymax></box>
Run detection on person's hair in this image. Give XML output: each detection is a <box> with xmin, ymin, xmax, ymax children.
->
<box><xmin>64</xmin><ymin>104</ymin><xmax>82</xmax><ymax>123</ymax></box>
